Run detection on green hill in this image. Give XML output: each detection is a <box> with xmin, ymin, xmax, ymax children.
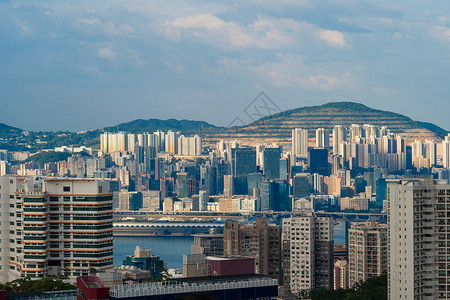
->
<box><xmin>104</xmin><ymin>118</ymin><xmax>218</xmax><ymax>133</ymax></box>
<box><xmin>202</xmin><ymin>101</ymin><xmax>447</xmax><ymax>143</ymax></box>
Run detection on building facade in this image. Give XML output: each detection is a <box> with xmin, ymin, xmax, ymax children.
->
<box><xmin>223</xmin><ymin>218</ymin><xmax>281</xmax><ymax>282</ymax></box>
<box><xmin>348</xmin><ymin>221</ymin><xmax>387</xmax><ymax>287</ymax></box>
<box><xmin>0</xmin><ymin>176</ymin><xmax>113</xmax><ymax>283</ymax></box>
<box><xmin>282</xmin><ymin>213</ymin><xmax>334</xmax><ymax>293</ymax></box>
<box><xmin>388</xmin><ymin>178</ymin><xmax>450</xmax><ymax>299</ymax></box>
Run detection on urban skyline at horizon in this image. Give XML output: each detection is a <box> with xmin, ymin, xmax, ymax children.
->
<box><xmin>2</xmin><ymin>1</ymin><xmax>450</xmax><ymax>132</ymax></box>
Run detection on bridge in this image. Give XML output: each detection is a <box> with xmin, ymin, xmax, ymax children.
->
<box><xmin>113</xmin><ymin>222</ymin><xmax>224</xmax><ymax>228</ymax></box>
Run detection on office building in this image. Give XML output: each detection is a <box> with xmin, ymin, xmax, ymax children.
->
<box><xmin>262</xmin><ymin>147</ymin><xmax>282</xmax><ymax>179</ymax></box>
<box><xmin>309</xmin><ymin>148</ymin><xmax>329</xmax><ymax>176</ymax></box>
<box><xmin>231</xmin><ymin>148</ymin><xmax>256</xmax><ymax>195</ymax></box>
<box><xmin>293</xmin><ymin>173</ymin><xmax>310</xmax><ymax>198</ymax></box>
<box><xmin>348</xmin><ymin>221</ymin><xmax>387</xmax><ymax>287</ymax></box>
<box><xmin>282</xmin><ymin>213</ymin><xmax>334</xmax><ymax>293</ymax></box>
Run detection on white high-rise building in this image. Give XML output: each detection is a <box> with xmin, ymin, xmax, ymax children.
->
<box><xmin>442</xmin><ymin>140</ymin><xmax>450</xmax><ymax>168</ymax></box>
<box><xmin>282</xmin><ymin>213</ymin><xmax>334</xmax><ymax>293</ymax></box>
<box><xmin>315</xmin><ymin>128</ymin><xmax>329</xmax><ymax>148</ymax></box>
<box><xmin>332</xmin><ymin>125</ymin><xmax>347</xmax><ymax>154</ymax></box>
<box><xmin>388</xmin><ymin>178</ymin><xmax>450</xmax><ymax>299</ymax></box>
<box><xmin>292</xmin><ymin>128</ymin><xmax>308</xmax><ymax>159</ymax></box>
<box><xmin>165</xmin><ymin>130</ymin><xmax>179</xmax><ymax>154</ymax></box>
<box><xmin>425</xmin><ymin>140</ymin><xmax>437</xmax><ymax>166</ymax></box>
<box><xmin>0</xmin><ymin>176</ymin><xmax>113</xmax><ymax>283</ymax></box>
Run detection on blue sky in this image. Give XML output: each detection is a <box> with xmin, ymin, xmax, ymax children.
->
<box><xmin>1</xmin><ymin>0</ymin><xmax>450</xmax><ymax>131</ymax></box>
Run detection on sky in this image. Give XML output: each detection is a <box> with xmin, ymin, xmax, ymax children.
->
<box><xmin>1</xmin><ymin>0</ymin><xmax>450</xmax><ymax>132</ymax></box>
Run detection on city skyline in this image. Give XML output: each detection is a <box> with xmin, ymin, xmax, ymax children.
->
<box><xmin>2</xmin><ymin>1</ymin><xmax>450</xmax><ymax>131</ymax></box>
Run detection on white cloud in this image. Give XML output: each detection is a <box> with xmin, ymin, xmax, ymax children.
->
<box><xmin>162</xmin><ymin>14</ymin><xmax>338</xmax><ymax>50</ymax></box>
<box><xmin>164</xmin><ymin>14</ymin><xmax>254</xmax><ymax>48</ymax></box>
<box><xmin>218</xmin><ymin>54</ymin><xmax>353</xmax><ymax>91</ymax></box>
<box><xmin>78</xmin><ymin>17</ymin><xmax>134</xmax><ymax>36</ymax></box>
<box><xmin>317</xmin><ymin>30</ymin><xmax>347</xmax><ymax>47</ymax></box>
<box><xmin>430</xmin><ymin>25</ymin><xmax>450</xmax><ymax>42</ymax></box>
<box><xmin>298</xmin><ymin>73</ymin><xmax>351</xmax><ymax>91</ymax></box>
<box><xmin>81</xmin><ymin>66</ymin><xmax>99</xmax><ymax>73</ymax></box>
<box><xmin>98</xmin><ymin>47</ymin><xmax>116</xmax><ymax>59</ymax></box>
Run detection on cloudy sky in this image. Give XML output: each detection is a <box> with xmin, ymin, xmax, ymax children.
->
<box><xmin>1</xmin><ymin>0</ymin><xmax>450</xmax><ymax>131</ymax></box>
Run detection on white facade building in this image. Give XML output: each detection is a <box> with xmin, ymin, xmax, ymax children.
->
<box><xmin>0</xmin><ymin>176</ymin><xmax>114</xmax><ymax>283</ymax></box>
<box><xmin>282</xmin><ymin>213</ymin><xmax>334</xmax><ymax>293</ymax></box>
<box><xmin>388</xmin><ymin>178</ymin><xmax>450</xmax><ymax>299</ymax></box>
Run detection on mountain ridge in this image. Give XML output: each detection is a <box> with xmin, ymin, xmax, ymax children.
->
<box><xmin>104</xmin><ymin>118</ymin><xmax>219</xmax><ymax>133</ymax></box>
<box><xmin>202</xmin><ymin>101</ymin><xmax>448</xmax><ymax>144</ymax></box>
<box><xmin>0</xmin><ymin>101</ymin><xmax>447</xmax><ymax>151</ymax></box>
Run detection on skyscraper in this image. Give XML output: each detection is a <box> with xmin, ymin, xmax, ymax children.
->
<box><xmin>231</xmin><ymin>148</ymin><xmax>257</xmax><ymax>195</ymax></box>
<box><xmin>387</xmin><ymin>178</ymin><xmax>450</xmax><ymax>299</ymax></box>
<box><xmin>332</xmin><ymin>125</ymin><xmax>347</xmax><ymax>155</ymax></box>
<box><xmin>292</xmin><ymin>128</ymin><xmax>309</xmax><ymax>159</ymax></box>
<box><xmin>263</xmin><ymin>147</ymin><xmax>282</xmax><ymax>179</ymax></box>
<box><xmin>293</xmin><ymin>173</ymin><xmax>310</xmax><ymax>198</ymax></box>
<box><xmin>315</xmin><ymin>128</ymin><xmax>330</xmax><ymax>148</ymax></box>
<box><xmin>309</xmin><ymin>147</ymin><xmax>329</xmax><ymax>176</ymax></box>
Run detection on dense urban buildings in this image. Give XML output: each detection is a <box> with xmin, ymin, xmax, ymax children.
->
<box><xmin>4</xmin><ymin>123</ymin><xmax>450</xmax><ymax>300</ymax></box>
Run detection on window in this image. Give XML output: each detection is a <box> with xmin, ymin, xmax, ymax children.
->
<box><xmin>63</xmin><ymin>186</ymin><xmax>70</xmax><ymax>192</ymax></box>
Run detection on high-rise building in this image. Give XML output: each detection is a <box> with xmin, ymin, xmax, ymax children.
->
<box><xmin>333</xmin><ymin>125</ymin><xmax>347</xmax><ymax>155</ymax></box>
<box><xmin>387</xmin><ymin>178</ymin><xmax>450</xmax><ymax>299</ymax></box>
<box><xmin>260</xmin><ymin>179</ymin><xmax>275</xmax><ymax>211</ymax></box>
<box><xmin>263</xmin><ymin>147</ymin><xmax>282</xmax><ymax>179</ymax></box>
<box><xmin>223</xmin><ymin>218</ymin><xmax>281</xmax><ymax>282</ymax></box>
<box><xmin>176</xmin><ymin>172</ymin><xmax>189</xmax><ymax>198</ymax></box>
<box><xmin>223</xmin><ymin>175</ymin><xmax>234</xmax><ymax>198</ymax></box>
<box><xmin>293</xmin><ymin>173</ymin><xmax>310</xmax><ymax>198</ymax></box>
<box><xmin>282</xmin><ymin>213</ymin><xmax>334</xmax><ymax>293</ymax></box>
<box><xmin>198</xmin><ymin>190</ymin><xmax>209</xmax><ymax>211</ymax></box>
<box><xmin>231</xmin><ymin>148</ymin><xmax>256</xmax><ymax>195</ymax></box>
<box><xmin>309</xmin><ymin>148</ymin><xmax>329</xmax><ymax>176</ymax></box>
<box><xmin>348</xmin><ymin>221</ymin><xmax>387</xmax><ymax>287</ymax></box>
<box><xmin>442</xmin><ymin>140</ymin><xmax>450</xmax><ymax>168</ymax></box>
<box><xmin>0</xmin><ymin>176</ymin><xmax>113</xmax><ymax>283</ymax></box>
<box><xmin>292</xmin><ymin>128</ymin><xmax>309</xmax><ymax>159</ymax></box>
<box><xmin>334</xmin><ymin>259</ymin><xmax>349</xmax><ymax>290</ymax></box>
<box><xmin>165</xmin><ymin>130</ymin><xmax>179</xmax><ymax>154</ymax></box>
<box><xmin>316</xmin><ymin>128</ymin><xmax>330</xmax><ymax>148</ymax></box>
<box><xmin>177</xmin><ymin>135</ymin><xmax>203</xmax><ymax>156</ymax></box>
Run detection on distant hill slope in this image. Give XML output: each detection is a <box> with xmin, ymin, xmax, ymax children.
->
<box><xmin>202</xmin><ymin>101</ymin><xmax>448</xmax><ymax>144</ymax></box>
<box><xmin>104</xmin><ymin>118</ymin><xmax>219</xmax><ymax>133</ymax></box>
<box><xmin>0</xmin><ymin>122</ymin><xmax>22</xmax><ymax>134</ymax></box>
